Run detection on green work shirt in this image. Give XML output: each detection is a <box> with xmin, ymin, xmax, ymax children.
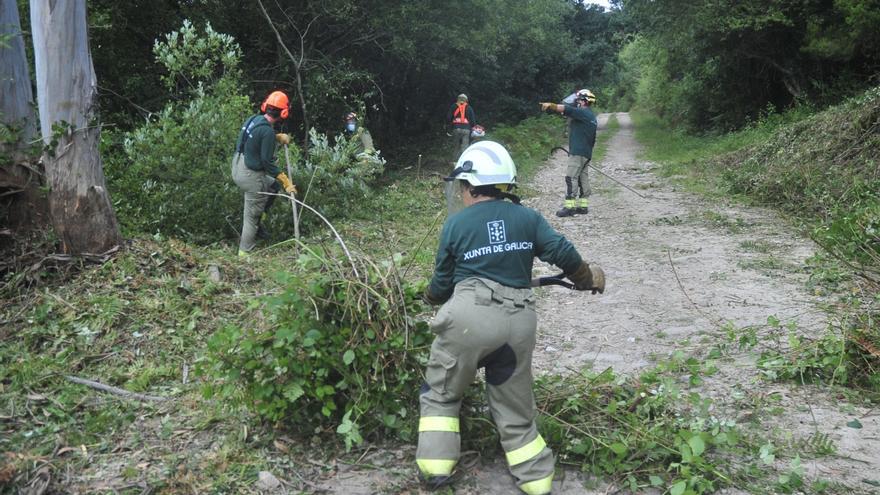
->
<box><xmin>563</xmin><ymin>105</ymin><xmax>597</xmax><ymax>158</ymax></box>
<box><xmin>428</xmin><ymin>199</ymin><xmax>583</xmax><ymax>302</ymax></box>
<box><xmin>234</xmin><ymin>114</ymin><xmax>280</xmax><ymax>176</ymax></box>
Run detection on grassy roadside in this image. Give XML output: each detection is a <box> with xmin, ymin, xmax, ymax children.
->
<box><xmin>630</xmin><ymin>108</ymin><xmax>814</xmax><ymax>198</ymax></box>
<box><xmin>630</xmin><ymin>88</ymin><xmax>880</xmax><ymax>394</ymax></box>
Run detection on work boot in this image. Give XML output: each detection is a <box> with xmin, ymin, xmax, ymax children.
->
<box><xmin>575</xmin><ymin>207</ymin><xmax>589</xmax><ymax>215</ymax></box>
<box><xmin>557</xmin><ymin>197</ymin><xmax>577</xmax><ymax>217</ymax></box>
<box><xmin>555</xmin><ymin>207</ymin><xmax>575</xmax><ymax>217</ymax></box>
<box><xmin>420</xmin><ymin>475</ymin><xmax>454</xmax><ymax>491</ymax></box>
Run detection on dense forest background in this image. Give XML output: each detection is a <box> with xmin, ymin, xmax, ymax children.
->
<box><xmin>3</xmin><ymin>0</ymin><xmax>879</xmax><ymax>243</ymax></box>
<box><xmin>84</xmin><ymin>0</ymin><xmax>880</xmax><ymax>136</ymax></box>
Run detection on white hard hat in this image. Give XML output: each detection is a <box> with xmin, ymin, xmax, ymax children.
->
<box><xmin>445</xmin><ymin>140</ymin><xmax>516</xmax><ymax>188</ymax></box>
<box><xmin>576</xmin><ymin>89</ymin><xmax>596</xmax><ymax>103</ymax></box>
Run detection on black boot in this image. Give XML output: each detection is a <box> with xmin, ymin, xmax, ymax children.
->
<box><xmin>420</xmin><ymin>475</ymin><xmax>454</xmax><ymax>491</ymax></box>
<box><xmin>556</xmin><ymin>207</ymin><xmax>575</xmax><ymax>217</ymax></box>
<box><xmin>575</xmin><ymin>206</ymin><xmax>589</xmax><ymax>215</ymax></box>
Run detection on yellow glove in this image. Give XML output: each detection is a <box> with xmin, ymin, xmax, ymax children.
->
<box><xmin>275</xmin><ymin>133</ymin><xmax>292</xmax><ymax>145</ymax></box>
<box><xmin>540</xmin><ymin>102</ymin><xmax>557</xmax><ymax>113</ymax></box>
<box><xmin>275</xmin><ymin>172</ymin><xmax>297</xmax><ymax>195</ymax></box>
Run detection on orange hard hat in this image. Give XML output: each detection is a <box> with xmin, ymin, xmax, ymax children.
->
<box><xmin>261</xmin><ymin>91</ymin><xmax>290</xmax><ymax>119</ymax></box>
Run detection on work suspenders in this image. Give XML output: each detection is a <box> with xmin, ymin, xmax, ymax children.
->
<box><xmin>236</xmin><ymin>115</ymin><xmax>268</xmax><ymax>154</ymax></box>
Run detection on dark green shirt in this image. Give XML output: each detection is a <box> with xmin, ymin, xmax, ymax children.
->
<box><xmin>428</xmin><ymin>199</ymin><xmax>583</xmax><ymax>302</ymax></box>
<box><xmin>563</xmin><ymin>105</ymin><xmax>597</xmax><ymax>158</ymax></box>
<box><xmin>234</xmin><ymin>115</ymin><xmax>280</xmax><ymax>176</ymax></box>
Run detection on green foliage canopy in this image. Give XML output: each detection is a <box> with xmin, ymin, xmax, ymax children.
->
<box><xmin>620</xmin><ymin>0</ymin><xmax>880</xmax><ymax>130</ymax></box>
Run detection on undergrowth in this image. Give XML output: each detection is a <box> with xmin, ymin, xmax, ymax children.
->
<box><xmin>200</xmin><ymin>244</ymin><xmax>431</xmax><ymax>450</ymax></box>
<box><xmin>1</xmin><ymin>110</ymin><xmax>838</xmax><ymax>494</ymax></box>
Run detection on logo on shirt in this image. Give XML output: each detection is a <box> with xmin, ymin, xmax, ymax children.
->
<box><xmin>487</xmin><ymin>220</ymin><xmax>506</xmax><ymax>244</ymax></box>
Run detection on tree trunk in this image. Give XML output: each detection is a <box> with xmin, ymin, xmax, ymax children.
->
<box><xmin>30</xmin><ymin>0</ymin><xmax>121</xmax><ymax>254</ymax></box>
<box><xmin>1</xmin><ymin>0</ymin><xmax>47</xmax><ymax>231</ymax></box>
<box><xmin>1</xmin><ymin>0</ymin><xmax>36</xmax><ymax>144</ymax></box>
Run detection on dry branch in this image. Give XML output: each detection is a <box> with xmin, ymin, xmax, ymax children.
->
<box><xmin>65</xmin><ymin>376</ymin><xmax>168</xmax><ymax>402</ymax></box>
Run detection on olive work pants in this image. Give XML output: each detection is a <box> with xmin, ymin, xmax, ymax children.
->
<box><xmin>564</xmin><ymin>154</ymin><xmax>591</xmax><ymax>209</ymax></box>
<box><xmin>452</xmin><ymin>127</ymin><xmax>471</xmax><ymax>160</ymax></box>
<box><xmin>231</xmin><ymin>153</ymin><xmax>276</xmax><ymax>253</ymax></box>
<box><xmin>417</xmin><ymin>277</ymin><xmax>554</xmax><ymax>495</ymax></box>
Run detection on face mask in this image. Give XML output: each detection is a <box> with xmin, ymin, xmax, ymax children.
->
<box><xmin>346</xmin><ymin>122</ymin><xmax>357</xmax><ymax>133</ymax></box>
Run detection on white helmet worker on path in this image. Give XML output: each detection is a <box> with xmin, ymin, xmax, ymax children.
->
<box><xmin>419</xmin><ymin>140</ymin><xmax>605</xmax><ymax>495</ymax></box>
<box><xmin>539</xmin><ymin>88</ymin><xmax>598</xmax><ymax>217</ymax></box>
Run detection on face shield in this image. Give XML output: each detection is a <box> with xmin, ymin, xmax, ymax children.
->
<box><xmin>445</xmin><ymin>180</ymin><xmax>467</xmax><ymax>216</ymax></box>
<box><xmin>443</xmin><ymin>160</ymin><xmax>475</xmax><ymax>216</ymax></box>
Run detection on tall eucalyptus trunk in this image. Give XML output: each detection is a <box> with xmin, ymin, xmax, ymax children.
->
<box><xmin>30</xmin><ymin>0</ymin><xmax>120</xmax><ymax>253</ymax></box>
<box><xmin>1</xmin><ymin>0</ymin><xmax>46</xmax><ymax>230</ymax></box>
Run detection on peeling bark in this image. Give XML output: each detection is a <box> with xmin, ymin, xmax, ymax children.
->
<box><xmin>30</xmin><ymin>0</ymin><xmax>120</xmax><ymax>253</ymax></box>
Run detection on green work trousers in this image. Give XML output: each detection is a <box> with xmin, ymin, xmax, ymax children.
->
<box><xmin>232</xmin><ymin>153</ymin><xmax>276</xmax><ymax>253</ymax></box>
<box><xmin>417</xmin><ymin>277</ymin><xmax>554</xmax><ymax>495</ymax></box>
<box><xmin>565</xmin><ymin>154</ymin><xmax>591</xmax><ymax>209</ymax></box>
<box><xmin>453</xmin><ymin>128</ymin><xmax>471</xmax><ymax>159</ymax></box>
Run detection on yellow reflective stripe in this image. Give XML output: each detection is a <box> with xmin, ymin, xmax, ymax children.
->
<box><xmin>506</xmin><ymin>435</ymin><xmax>547</xmax><ymax>466</ymax></box>
<box><xmin>519</xmin><ymin>473</ymin><xmax>554</xmax><ymax>495</ymax></box>
<box><xmin>419</xmin><ymin>416</ymin><xmax>460</xmax><ymax>433</ymax></box>
<box><xmin>416</xmin><ymin>458</ymin><xmax>456</xmax><ymax>476</ymax></box>
<box><xmin>564</xmin><ymin>198</ymin><xmax>577</xmax><ymax>208</ymax></box>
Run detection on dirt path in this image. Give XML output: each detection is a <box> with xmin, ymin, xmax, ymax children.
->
<box><xmin>314</xmin><ymin>113</ymin><xmax>880</xmax><ymax>494</ymax></box>
<box><xmin>525</xmin><ymin>113</ymin><xmax>880</xmax><ymax>494</ymax></box>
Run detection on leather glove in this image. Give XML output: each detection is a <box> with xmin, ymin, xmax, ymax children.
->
<box><xmin>275</xmin><ymin>172</ymin><xmax>297</xmax><ymax>195</ymax></box>
<box><xmin>275</xmin><ymin>133</ymin><xmax>292</xmax><ymax>145</ymax></box>
<box><xmin>422</xmin><ymin>286</ymin><xmax>444</xmax><ymax>306</ymax></box>
<box><xmin>567</xmin><ymin>262</ymin><xmax>605</xmax><ymax>294</ymax></box>
<box><xmin>540</xmin><ymin>102</ymin><xmax>557</xmax><ymax>113</ymax></box>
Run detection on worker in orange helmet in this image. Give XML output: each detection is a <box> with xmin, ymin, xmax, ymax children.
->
<box><xmin>231</xmin><ymin>90</ymin><xmax>297</xmax><ymax>255</ymax></box>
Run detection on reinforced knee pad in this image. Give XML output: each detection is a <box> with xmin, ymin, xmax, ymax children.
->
<box><xmin>478</xmin><ymin>344</ymin><xmax>517</xmax><ymax>386</ymax></box>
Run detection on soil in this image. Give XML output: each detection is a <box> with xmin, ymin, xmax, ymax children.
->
<box><xmin>299</xmin><ymin>113</ymin><xmax>880</xmax><ymax>494</ymax></box>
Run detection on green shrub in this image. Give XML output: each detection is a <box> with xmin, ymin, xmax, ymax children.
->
<box><xmin>280</xmin><ymin>128</ymin><xmax>385</xmax><ymax>234</ymax></box>
<box><xmin>200</xmin><ymin>245</ymin><xmax>430</xmax><ymax>448</ymax></box>
<box><xmin>106</xmin><ymin>92</ymin><xmax>252</xmax><ymax>242</ymax></box>
<box><xmin>105</xmin><ymin>21</ymin><xmax>252</xmax><ymax>242</ymax></box>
